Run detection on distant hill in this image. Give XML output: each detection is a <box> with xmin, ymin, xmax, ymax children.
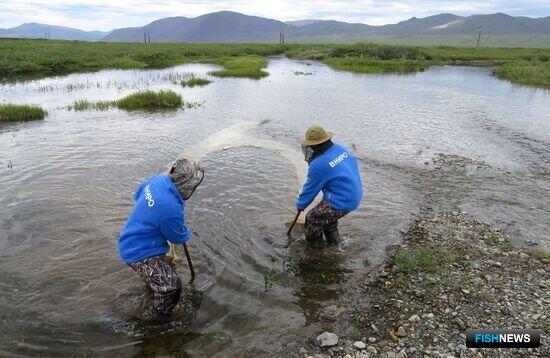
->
<box><xmin>0</xmin><ymin>23</ymin><xmax>107</xmax><ymax>41</ymax></box>
<box><xmin>3</xmin><ymin>11</ymin><xmax>550</xmax><ymax>46</ymax></box>
<box><xmin>424</xmin><ymin>13</ymin><xmax>550</xmax><ymax>34</ymax></box>
<box><xmin>375</xmin><ymin>13</ymin><xmax>462</xmax><ymax>35</ymax></box>
<box><xmin>103</xmin><ymin>11</ymin><xmax>283</xmax><ymax>42</ymax></box>
<box><xmin>101</xmin><ymin>11</ymin><xmax>550</xmax><ymax>46</ymax></box>
<box><xmin>285</xmin><ymin>20</ymin><xmax>322</xmax><ymax>27</ymax></box>
<box><xmin>287</xmin><ymin>20</ymin><xmax>375</xmax><ymax>38</ymax></box>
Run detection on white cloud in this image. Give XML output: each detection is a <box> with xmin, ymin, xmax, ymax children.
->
<box><xmin>0</xmin><ymin>0</ymin><xmax>548</xmax><ymax>31</ymax></box>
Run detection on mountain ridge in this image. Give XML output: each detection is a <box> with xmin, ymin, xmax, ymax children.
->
<box><xmin>1</xmin><ymin>11</ymin><xmax>549</xmax><ymax>45</ymax></box>
<box><xmin>0</xmin><ymin>22</ymin><xmax>107</xmax><ymax>41</ymax></box>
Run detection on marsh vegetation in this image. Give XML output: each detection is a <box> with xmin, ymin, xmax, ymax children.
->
<box><xmin>207</xmin><ymin>56</ymin><xmax>269</xmax><ymax>79</ymax></box>
<box><xmin>69</xmin><ymin>99</ymin><xmax>113</xmax><ymax>111</ymax></box>
<box><xmin>2</xmin><ymin>39</ymin><xmax>549</xmax><ymax>87</ymax></box>
<box><xmin>494</xmin><ymin>61</ymin><xmax>550</xmax><ymax>88</ymax></box>
<box><xmin>180</xmin><ymin>75</ymin><xmax>212</xmax><ymax>87</ymax></box>
<box><xmin>67</xmin><ymin>90</ymin><xmax>190</xmax><ymax>111</ymax></box>
<box><xmin>115</xmin><ymin>90</ymin><xmax>183</xmax><ymax>110</ymax></box>
<box><xmin>0</xmin><ymin>104</ymin><xmax>46</xmax><ymax>122</ymax></box>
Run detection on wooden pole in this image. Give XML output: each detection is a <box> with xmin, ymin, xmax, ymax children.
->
<box><xmin>183</xmin><ymin>243</ymin><xmax>195</xmax><ymax>280</ymax></box>
<box><xmin>476</xmin><ymin>26</ymin><xmax>482</xmax><ymax>47</ymax></box>
<box><xmin>287</xmin><ymin>210</ymin><xmax>302</xmax><ymax>237</ymax></box>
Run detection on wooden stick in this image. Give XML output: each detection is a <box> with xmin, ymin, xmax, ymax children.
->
<box><xmin>183</xmin><ymin>243</ymin><xmax>195</xmax><ymax>281</ymax></box>
<box><xmin>287</xmin><ymin>210</ymin><xmax>302</xmax><ymax>237</ymax></box>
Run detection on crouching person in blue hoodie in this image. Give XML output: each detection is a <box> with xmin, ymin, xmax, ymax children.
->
<box><xmin>297</xmin><ymin>126</ymin><xmax>362</xmax><ymax>246</ymax></box>
<box><xmin>118</xmin><ymin>159</ymin><xmax>204</xmax><ymax>317</ymax></box>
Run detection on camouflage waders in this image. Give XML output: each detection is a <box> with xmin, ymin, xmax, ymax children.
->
<box><xmin>129</xmin><ymin>254</ymin><xmax>182</xmax><ymax>315</ymax></box>
<box><xmin>305</xmin><ymin>200</ymin><xmax>349</xmax><ymax>246</ymax></box>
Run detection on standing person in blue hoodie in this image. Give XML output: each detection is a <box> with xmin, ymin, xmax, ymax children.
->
<box><xmin>296</xmin><ymin>126</ymin><xmax>362</xmax><ymax>246</ymax></box>
<box><xmin>118</xmin><ymin>158</ymin><xmax>204</xmax><ymax>317</ymax></box>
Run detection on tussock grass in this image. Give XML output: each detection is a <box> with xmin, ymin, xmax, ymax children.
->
<box><xmin>0</xmin><ymin>39</ymin><xmax>284</xmax><ymax>80</ymax></box>
<box><xmin>0</xmin><ymin>104</ymin><xmax>46</xmax><ymax>122</ymax></box>
<box><xmin>67</xmin><ymin>91</ymin><xmax>198</xmax><ymax>111</ymax></box>
<box><xmin>324</xmin><ymin>58</ymin><xmax>428</xmax><ymax>74</ymax></box>
<box><xmin>115</xmin><ymin>90</ymin><xmax>183</xmax><ymax>110</ymax></box>
<box><xmin>526</xmin><ymin>248</ymin><xmax>550</xmax><ymax>262</ymax></box>
<box><xmin>2</xmin><ymin>39</ymin><xmax>550</xmax><ymax>87</ymax></box>
<box><xmin>328</xmin><ymin>43</ymin><xmax>429</xmax><ymax>60</ymax></box>
<box><xmin>208</xmin><ymin>56</ymin><xmax>268</xmax><ymax>79</ymax></box>
<box><xmin>395</xmin><ymin>247</ymin><xmax>450</xmax><ymax>274</ymax></box>
<box><xmin>180</xmin><ymin>75</ymin><xmax>211</xmax><ymax>87</ymax></box>
<box><xmin>494</xmin><ymin>61</ymin><xmax>550</xmax><ymax>88</ymax></box>
<box><xmin>70</xmin><ymin>99</ymin><xmax>113</xmax><ymax>111</ymax></box>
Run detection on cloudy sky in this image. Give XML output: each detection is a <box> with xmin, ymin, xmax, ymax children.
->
<box><xmin>1</xmin><ymin>0</ymin><xmax>549</xmax><ymax>31</ymax></box>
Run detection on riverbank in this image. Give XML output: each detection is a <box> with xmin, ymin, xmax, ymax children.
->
<box><xmin>1</xmin><ymin>39</ymin><xmax>550</xmax><ymax>88</ymax></box>
<box><xmin>298</xmin><ymin>212</ymin><xmax>549</xmax><ymax>357</ymax></box>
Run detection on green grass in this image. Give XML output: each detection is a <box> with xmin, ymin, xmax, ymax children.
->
<box><xmin>208</xmin><ymin>56</ymin><xmax>268</xmax><ymax>79</ymax></box>
<box><xmin>0</xmin><ymin>39</ymin><xmax>284</xmax><ymax>80</ymax></box>
<box><xmin>180</xmin><ymin>75</ymin><xmax>211</xmax><ymax>87</ymax></box>
<box><xmin>212</xmin><ymin>333</ymin><xmax>225</xmax><ymax>342</ymax></box>
<box><xmin>0</xmin><ymin>104</ymin><xmax>46</xmax><ymax>122</ymax></box>
<box><xmin>264</xmin><ymin>269</ymin><xmax>277</xmax><ymax>289</ymax></box>
<box><xmin>1</xmin><ymin>39</ymin><xmax>550</xmax><ymax>87</ymax></box>
<box><xmin>288</xmin><ymin>43</ymin><xmax>550</xmax><ymax>86</ymax></box>
<box><xmin>526</xmin><ymin>248</ymin><xmax>550</xmax><ymax>262</ymax></box>
<box><xmin>69</xmin><ymin>99</ymin><xmax>113</xmax><ymax>111</ymax></box>
<box><xmin>494</xmin><ymin>61</ymin><xmax>550</xmax><ymax>88</ymax></box>
<box><xmin>68</xmin><ymin>91</ymin><xmax>199</xmax><ymax>111</ymax></box>
<box><xmin>324</xmin><ymin>58</ymin><xmax>428</xmax><ymax>74</ymax></box>
<box><xmin>394</xmin><ymin>247</ymin><xmax>450</xmax><ymax>274</ymax></box>
<box><xmin>114</xmin><ymin>90</ymin><xmax>183</xmax><ymax>110</ymax></box>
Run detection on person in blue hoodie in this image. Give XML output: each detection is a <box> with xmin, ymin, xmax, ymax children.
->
<box><xmin>296</xmin><ymin>126</ymin><xmax>362</xmax><ymax>246</ymax></box>
<box><xmin>118</xmin><ymin>158</ymin><xmax>204</xmax><ymax>316</ymax></box>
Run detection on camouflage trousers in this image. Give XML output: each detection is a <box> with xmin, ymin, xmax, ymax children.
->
<box><xmin>305</xmin><ymin>200</ymin><xmax>349</xmax><ymax>245</ymax></box>
<box><xmin>128</xmin><ymin>254</ymin><xmax>182</xmax><ymax>315</ymax></box>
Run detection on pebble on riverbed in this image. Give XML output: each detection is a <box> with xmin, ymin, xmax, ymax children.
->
<box><xmin>316</xmin><ymin>332</ymin><xmax>339</xmax><ymax>347</ymax></box>
<box><xmin>303</xmin><ymin>212</ymin><xmax>549</xmax><ymax>357</ymax></box>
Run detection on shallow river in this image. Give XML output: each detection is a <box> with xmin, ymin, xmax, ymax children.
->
<box><xmin>1</xmin><ymin>59</ymin><xmax>549</xmax><ymax>356</ymax></box>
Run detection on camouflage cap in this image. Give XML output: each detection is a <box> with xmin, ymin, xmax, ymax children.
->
<box><xmin>169</xmin><ymin>158</ymin><xmax>204</xmax><ymax>200</ymax></box>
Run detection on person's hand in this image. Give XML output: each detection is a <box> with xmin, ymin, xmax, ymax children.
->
<box><xmin>166</xmin><ymin>242</ymin><xmax>178</xmax><ymax>262</ymax></box>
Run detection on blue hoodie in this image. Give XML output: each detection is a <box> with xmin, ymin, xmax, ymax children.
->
<box><xmin>118</xmin><ymin>175</ymin><xmax>191</xmax><ymax>263</ymax></box>
<box><xmin>296</xmin><ymin>143</ymin><xmax>362</xmax><ymax>212</ymax></box>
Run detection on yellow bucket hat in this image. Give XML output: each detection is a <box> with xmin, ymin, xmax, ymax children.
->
<box><xmin>301</xmin><ymin>125</ymin><xmax>333</xmax><ymax>146</ymax></box>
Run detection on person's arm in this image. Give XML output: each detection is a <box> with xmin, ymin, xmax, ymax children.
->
<box><xmin>133</xmin><ymin>182</ymin><xmax>147</xmax><ymax>201</ymax></box>
<box><xmin>160</xmin><ymin>215</ymin><xmax>191</xmax><ymax>244</ymax></box>
<box><xmin>296</xmin><ymin>166</ymin><xmax>325</xmax><ymax>210</ymax></box>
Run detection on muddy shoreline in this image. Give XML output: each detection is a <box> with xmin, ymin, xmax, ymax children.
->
<box><xmin>295</xmin><ymin>211</ymin><xmax>549</xmax><ymax>358</ymax></box>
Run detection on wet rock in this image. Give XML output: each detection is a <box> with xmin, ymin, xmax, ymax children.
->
<box><xmin>316</xmin><ymin>332</ymin><xmax>338</xmax><ymax>347</ymax></box>
<box><xmin>396</xmin><ymin>326</ymin><xmax>406</xmax><ymax>337</ymax></box>
<box><xmin>408</xmin><ymin>314</ymin><xmax>420</xmax><ymax>323</ymax></box>
<box><xmin>353</xmin><ymin>341</ymin><xmax>366</xmax><ymax>350</ymax></box>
